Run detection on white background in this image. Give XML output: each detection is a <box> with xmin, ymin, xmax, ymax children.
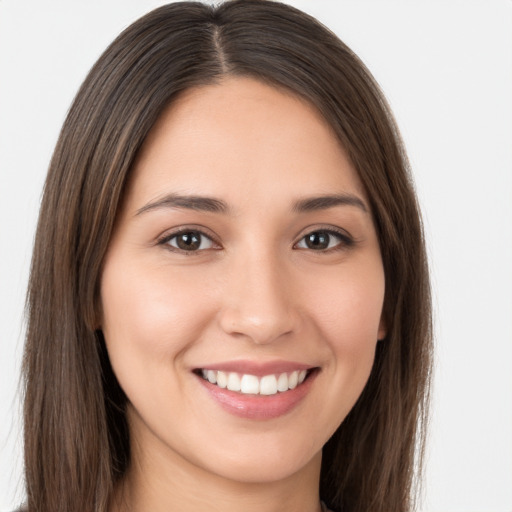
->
<box><xmin>1</xmin><ymin>1</ymin><xmax>511</xmax><ymax>511</ymax></box>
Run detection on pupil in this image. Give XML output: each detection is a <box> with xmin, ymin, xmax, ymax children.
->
<box><xmin>306</xmin><ymin>232</ymin><xmax>329</xmax><ymax>250</ymax></box>
<box><xmin>177</xmin><ymin>232</ymin><xmax>200</xmax><ymax>250</ymax></box>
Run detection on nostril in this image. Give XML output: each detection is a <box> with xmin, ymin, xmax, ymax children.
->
<box><xmin>217</xmin><ymin>308</ymin><xmax>297</xmax><ymax>345</ymax></box>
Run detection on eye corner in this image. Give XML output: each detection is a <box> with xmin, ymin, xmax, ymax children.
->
<box><xmin>157</xmin><ymin>227</ymin><xmax>221</xmax><ymax>254</ymax></box>
<box><xmin>293</xmin><ymin>227</ymin><xmax>355</xmax><ymax>252</ymax></box>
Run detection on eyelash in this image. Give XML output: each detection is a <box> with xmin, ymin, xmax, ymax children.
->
<box><xmin>157</xmin><ymin>226</ymin><xmax>354</xmax><ymax>254</ymax></box>
<box><xmin>294</xmin><ymin>227</ymin><xmax>354</xmax><ymax>252</ymax></box>
<box><xmin>157</xmin><ymin>227</ymin><xmax>220</xmax><ymax>254</ymax></box>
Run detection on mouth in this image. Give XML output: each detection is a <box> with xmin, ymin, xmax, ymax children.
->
<box><xmin>195</xmin><ymin>368</ymin><xmax>313</xmax><ymax>395</ymax></box>
<box><xmin>193</xmin><ymin>364</ymin><xmax>319</xmax><ymax>420</ymax></box>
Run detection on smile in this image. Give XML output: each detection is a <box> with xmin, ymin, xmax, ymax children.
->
<box><xmin>199</xmin><ymin>369</ymin><xmax>309</xmax><ymax>395</ymax></box>
<box><xmin>195</xmin><ymin>363</ymin><xmax>319</xmax><ymax>420</ymax></box>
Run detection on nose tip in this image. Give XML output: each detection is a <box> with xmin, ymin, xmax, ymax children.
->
<box><xmin>217</xmin><ymin>260</ymin><xmax>298</xmax><ymax>345</ymax></box>
<box><xmin>219</xmin><ymin>308</ymin><xmax>295</xmax><ymax>345</ymax></box>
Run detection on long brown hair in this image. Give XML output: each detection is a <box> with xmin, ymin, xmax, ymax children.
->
<box><xmin>23</xmin><ymin>2</ymin><xmax>432</xmax><ymax>511</ymax></box>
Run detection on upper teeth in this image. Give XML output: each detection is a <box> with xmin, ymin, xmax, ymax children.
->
<box><xmin>201</xmin><ymin>369</ymin><xmax>308</xmax><ymax>395</ymax></box>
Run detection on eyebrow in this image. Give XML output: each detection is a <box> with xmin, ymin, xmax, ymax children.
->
<box><xmin>135</xmin><ymin>192</ymin><xmax>368</xmax><ymax>216</ymax></box>
<box><xmin>292</xmin><ymin>194</ymin><xmax>368</xmax><ymax>214</ymax></box>
<box><xmin>136</xmin><ymin>194</ymin><xmax>229</xmax><ymax>216</ymax></box>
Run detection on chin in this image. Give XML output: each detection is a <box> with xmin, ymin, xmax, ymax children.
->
<box><xmin>198</xmin><ymin>446</ymin><xmax>323</xmax><ymax>485</ymax></box>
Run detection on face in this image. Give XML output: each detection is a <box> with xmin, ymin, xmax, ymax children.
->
<box><xmin>100</xmin><ymin>77</ymin><xmax>386</xmax><ymax>485</ymax></box>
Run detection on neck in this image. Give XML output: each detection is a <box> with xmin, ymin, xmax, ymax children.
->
<box><xmin>110</xmin><ymin>426</ymin><xmax>323</xmax><ymax>512</ymax></box>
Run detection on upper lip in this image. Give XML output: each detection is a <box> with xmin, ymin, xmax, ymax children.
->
<box><xmin>194</xmin><ymin>360</ymin><xmax>315</xmax><ymax>377</ymax></box>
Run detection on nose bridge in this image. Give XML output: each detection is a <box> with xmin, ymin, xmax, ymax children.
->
<box><xmin>218</xmin><ymin>245</ymin><xmax>297</xmax><ymax>344</ymax></box>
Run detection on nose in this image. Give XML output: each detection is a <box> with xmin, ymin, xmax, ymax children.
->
<box><xmin>217</xmin><ymin>251</ymin><xmax>299</xmax><ymax>345</ymax></box>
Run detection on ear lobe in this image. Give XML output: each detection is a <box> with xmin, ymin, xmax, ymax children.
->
<box><xmin>92</xmin><ymin>302</ymin><xmax>104</xmax><ymax>331</ymax></box>
<box><xmin>377</xmin><ymin>315</ymin><xmax>387</xmax><ymax>341</ymax></box>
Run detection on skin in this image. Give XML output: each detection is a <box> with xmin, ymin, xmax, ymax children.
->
<box><xmin>101</xmin><ymin>77</ymin><xmax>386</xmax><ymax>512</ymax></box>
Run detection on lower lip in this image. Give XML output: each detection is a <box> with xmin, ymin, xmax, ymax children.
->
<box><xmin>196</xmin><ymin>370</ymin><xmax>318</xmax><ymax>420</ymax></box>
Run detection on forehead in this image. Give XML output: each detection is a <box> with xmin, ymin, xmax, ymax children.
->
<box><xmin>126</xmin><ymin>76</ymin><xmax>366</xmax><ymax>209</ymax></box>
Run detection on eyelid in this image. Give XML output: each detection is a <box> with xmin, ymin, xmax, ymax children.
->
<box><xmin>155</xmin><ymin>223</ymin><xmax>356</xmax><ymax>254</ymax></box>
<box><xmin>293</xmin><ymin>225</ymin><xmax>355</xmax><ymax>251</ymax></box>
<box><xmin>156</xmin><ymin>225</ymin><xmax>221</xmax><ymax>252</ymax></box>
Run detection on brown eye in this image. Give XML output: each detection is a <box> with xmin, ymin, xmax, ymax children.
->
<box><xmin>296</xmin><ymin>230</ymin><xmax>351</xmax><ymax>251</ymax></box>
<box><xmin>167</xmin><ymin>231</ymin><xmax>214</xmax><ymax>252</ymax></box>
<box><xmin>304</xmin><ymin>232</ymin><xmax>330</xmax><ymax>250</ymax></box>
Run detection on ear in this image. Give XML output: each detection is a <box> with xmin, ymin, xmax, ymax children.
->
<box><xmin>92</xmin><ymin>300</ymin><xmax>104</xmax><ymax>331</ymax></box>
<box><xmin>377</xmin><ymin>314</ymin><xmax>387</xmax><ymax>341</ymax></box>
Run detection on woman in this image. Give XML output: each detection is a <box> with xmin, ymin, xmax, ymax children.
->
<box><xmin>22</xmin><ymin>1</ymin><xmax>432</xmax><ymax>511</ymax></box>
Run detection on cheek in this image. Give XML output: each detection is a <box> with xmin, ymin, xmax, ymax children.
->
<box><xmin>99</xmin><ymin>254</ymin><xmax>215</xmax><ymax>376</ymax></box>
<box><xmin>303</xmin><ymin>259</ymin><xmax>384</xmax><ymax>401</ymax></box>
<box><xmin>308</xmin><ymin>264</ymin><xmax>385</xmax><ymax>345</ymax></box>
